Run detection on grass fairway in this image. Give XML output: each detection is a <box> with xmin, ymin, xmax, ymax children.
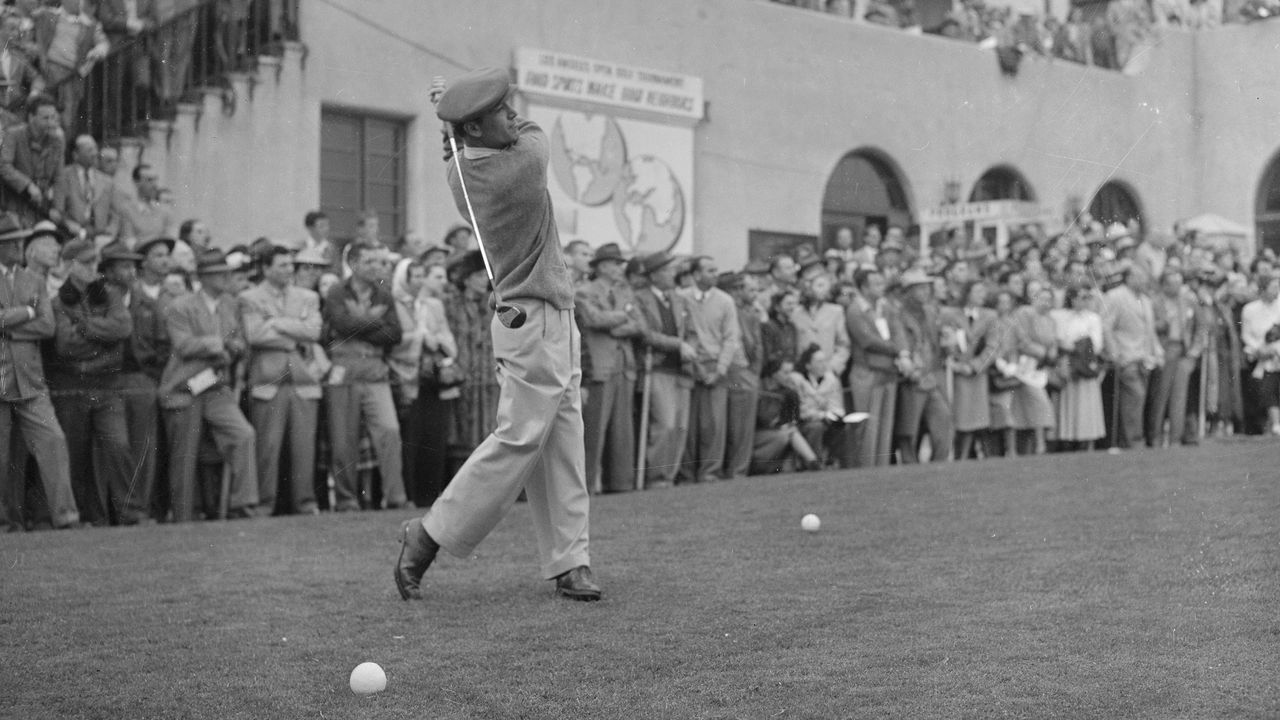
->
<box><xmin>3</xmin><ymin>441</ymin><xmax>1278</xmax><ymax>719</ymax></box>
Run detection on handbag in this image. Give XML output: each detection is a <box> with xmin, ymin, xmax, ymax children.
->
<box><xmin>422</xmin><ymin>351</ymin><xmax>464</xmax><ymax>388</ymax></box>
<box><xmin>1068</xmin><ymin>336</ymin><xmax>1102</xmax><ymax>380</ymax></box>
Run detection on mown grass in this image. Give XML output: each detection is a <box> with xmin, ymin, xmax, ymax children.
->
<box><xmin>2</xmin><ymin>441</ymin><xmax>1278</xmax><ymax>719</ymax></box>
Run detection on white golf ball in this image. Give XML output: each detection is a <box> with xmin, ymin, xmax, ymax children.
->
<box><xmin>349</xmin><ymin>662</ymin><xmax>387</xmax><ymax>695</ymax></box>
<box><xmin>801</xmin><ymin>514</ymin><xmax>821</xmax><ymax>532</ymax></box>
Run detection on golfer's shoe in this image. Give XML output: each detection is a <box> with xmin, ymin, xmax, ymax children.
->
<box><xmin>554</xmin><ymin>565</ymin><xmax>602</xmax><ymax>602</ymax></box>
<box><xmin>394</xmin><ymin>519</ymin><xmax>440</xmax><ymax>601</ymax></box>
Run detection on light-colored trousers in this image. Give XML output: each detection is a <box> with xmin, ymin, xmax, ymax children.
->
<box><xmin>165</xmin><ymin>386</ymin><xmax>258</xmax><ymax>522</ymax></box>
<box><xmin>422</xmin><ymin>301</ymin><xmax>590</xmax><ymax>580</ymax></box>
<box><xmin>251</xmin><ymin>386</ymin><xmax>319</xmax><ymax>513</ymax></box>
<box><xmin>849</xmin><ymin>365</ymin><xmax>897</xmax><ymax>467</ymax></box>
<box><xmin>681</xmin><ymin>382</ymin><xmax>728</xmax><ymax>484</ymax></box>
<box><xmin>723</xmin><ymin>370</ymin><xmax>759</xmax><ymax>479</ymax></box>
<box><xmin>643</xmin><ymin>372</ymin><xmax>690</xmax><ymax>485</ymax></box>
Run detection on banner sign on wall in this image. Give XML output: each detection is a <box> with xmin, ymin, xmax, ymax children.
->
<box><xmin>515</xmin><ymin>47</ymin><xmax>704</xmax><ymax>124</ymax></box>
<box><xmin>514</xmin><ymin>48</ymin><xmax>699</xmax><ymax>256</ymax></box>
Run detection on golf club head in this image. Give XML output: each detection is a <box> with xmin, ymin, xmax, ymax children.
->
<box><xmin>497</xmin><ymin>303</ymin><xmax>527</xmax><ymax>329</ymax></box>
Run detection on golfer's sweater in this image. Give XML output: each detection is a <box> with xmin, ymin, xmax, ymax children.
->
<box><xmin>447</xmin><ymin>118</ymin><xmax>574</xmax><ymax>309</ymax></box>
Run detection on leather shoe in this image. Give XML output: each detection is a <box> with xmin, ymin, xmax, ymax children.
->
<box><xmin>394</xmin><ymin>519</ymin><xmax>440</xmax><ymax>601</ymax></box>
<box><xmin>554</xmin><ymin>565</ymin><xmax>602</xmax><ymax>601</ymax></box>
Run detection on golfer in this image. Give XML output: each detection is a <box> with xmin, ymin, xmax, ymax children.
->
<box><xmin>395</xmin><ymin>67</ymin><xmax>600</xmax><ymax>601</ymax></box>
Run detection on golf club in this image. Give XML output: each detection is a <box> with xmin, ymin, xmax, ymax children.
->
<box><xmin>445</xmin><ymin>126</ymin><xmax>527</xmax><ymax>329</ymax></box>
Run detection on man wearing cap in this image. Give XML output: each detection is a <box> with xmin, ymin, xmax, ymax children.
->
<box><xmin>45</xmin><ymin>238</ymin><xmax>136</xmax><ymax>525</ymax></box>
<box><xmin>323</xmin><ymin>240</ymin><xmax>406</xmax><ymax>512</ymax></box>
<box><xmin>719</xmin><ymin>271</ymin><xmax>763</xmax><ymax>480</ymax></box>
<box><xmin>241</xmin><ymin>244</ymin><xmax>322</xmax><ymax>515</ymax></box>
<box><xmin>576</xmin><ymin>242</ymin><xmax>645</xmax><ymax>494</ymax></box>
<box><xmin>678</xmin><ymin>256</ymin><xmax>741</xmax><ymax>484</ymax></box>
<box><xmin>159</xmin><ymin>248</ymin><xmax>259</xmax><ymax>521</ymax></box>
<box><xmin>396</xmin><ymin>68</ymin><xmax>600</xmax><ymax>602</ymax></box>
<box><xmin>894</xmin><ymin>268</ymin><xmax>954</xmax><ymax>464</ymax></box>
<box><xmin>101</xmin><ymin>239</ymin><xmax>169</xmax><ymax>525</ymax></box>
<box><xmin>0</xmin><ymin>213</ymin><xmax>80</xmax><ymax>530</ymax></box>
<box><xmin>633</xmin><ymin>251</ymin><xmax>694</xmax><ymax>489</ymax></box>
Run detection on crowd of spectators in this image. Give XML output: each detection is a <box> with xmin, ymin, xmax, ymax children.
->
<box><xmin>6</xmin><ymin>152</ymin><xmax>1278</xmax><ymax>531</ymax></box>
<box><xmin>773</xmin><ymin>0</ymin><xmax>1267</xmax><ymax>74</ymax></box>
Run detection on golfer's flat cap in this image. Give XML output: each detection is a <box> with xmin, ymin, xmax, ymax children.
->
<box><xmin>436</xmin><ymin>67</ymin><xmax>514</xmax><ymax>123</ymax></box>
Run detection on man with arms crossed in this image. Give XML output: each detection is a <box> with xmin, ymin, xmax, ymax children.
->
<box><xmin>395</xmin><ymin>68</ymin><xmax>600</xmax><ymax>601</ymax></box>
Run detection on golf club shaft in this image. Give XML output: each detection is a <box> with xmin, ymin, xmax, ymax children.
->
<box><xmin>446</xmin><ymin>130</ymin><xmax>504</xmax><ymax>305</ymax></box>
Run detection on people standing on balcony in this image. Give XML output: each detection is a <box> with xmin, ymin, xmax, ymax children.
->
<box><xmin>117</xmin><ymin>163</ymin><xmax>174</xmax><ymax>248</ymax></box>
<box><xmin>0</xmin><ymin>13</ymin><xmax>46</xmax><ymax>129</ymax></box>
<box><xmin>33</xmin><ymin>0</ymin><xmax>109</xmax><ymax>130</ymax></box>
<box><xmin>53</xmin><ymin>134</ymin><xmax>118</xmax><ymax>238</ymax></box>
<box><xmin>151</xmin><ymin>0</ymin><xmax>199</xmax><ymax>114</ymax></box>
<box><xmin>215</xmin><ymin>0</ymin><xmax>250</xmax><ymax>73</ymax></box>
<box><xmin>0</xmin><ymin>94</ymin><xmax>62</xmax><ymax>226</ymax></box>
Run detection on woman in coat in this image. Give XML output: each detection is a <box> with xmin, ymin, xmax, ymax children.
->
<box><xmin>1051</xmin><ymin>285</ymin><xmax>1106</xmax><ymax>449</ymax></box>
<box><xmin>946</xmin><ymin>281</ymin><xmax>1000</xmax><ymax>460</ymax></box>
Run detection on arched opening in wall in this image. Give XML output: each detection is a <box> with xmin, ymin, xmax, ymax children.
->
<box><xmin>820</xmin><ymin>149</ymin><xmax>913</xmax><ymax>253</ymax></box>
<box><xmin>969</xmin><ymin>165</ymin><xmax>1035</xmax><ymax>202</ymax></box>
<box><xmin>1088</xmin><ymin>181</ymin><xmax>1144</xmax><ymax>237</ymax></box>
<box><xmin>1255</xmin><ymin>151</ymin><xmax>1280</xmax><ymax>255</ymax></box>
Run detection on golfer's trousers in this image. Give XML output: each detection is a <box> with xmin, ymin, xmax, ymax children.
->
<box><xmin>423</xmin><ymin>301</ymin><xmax>590</xmax><ymax>580</ymax></box>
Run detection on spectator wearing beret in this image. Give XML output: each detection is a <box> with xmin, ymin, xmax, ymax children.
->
<box><xmin>47</xmin><ymin>238</ymin><xmax>138</xmax><ymax>526</ymax></box>
<box><xmin>0</xmin><ymin>213</ymin><xmax>80</xmax><ymax>531</ymax></box>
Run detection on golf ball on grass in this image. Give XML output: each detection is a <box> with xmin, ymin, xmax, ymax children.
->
<box><xmin>801</xmin><ymin>514</ymin><xmax>821</xmax><ymax>532</ymax></box>
<box><xmin>349</xmin><ymin>662</ymin><xmax>387</xmax><ymax>695</ymax></box>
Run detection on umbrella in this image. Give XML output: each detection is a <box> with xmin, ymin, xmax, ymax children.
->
<box><xmin>1181</xmin><ymin>213</ymin><xmax>1249</xmax><ymax>237</ymax></box>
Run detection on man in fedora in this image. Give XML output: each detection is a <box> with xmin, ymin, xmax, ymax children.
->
<box><xmin>47</xmin><ymin>239</ymin><xmax>137</xmax><ymax>525</ymax></box>
<box><xmin>576</xmin><ymin>242</ymin><xmax>645</xmax><ymax>494</ymax></box>
<box><xmin>158</xmin><ymin>248</ymin><xmax>259</xmax><ymax>521</ymax></box>
<box><xmin>0</xmin><ymin>212</ymin><xmax>81</xmax><ymax>531</ymax></box>
<box><xmin>633</xmin><ymin>251</ymin><xmax>695</xmax><ymax>489</ymax></box>
<box><xmin>101</xmin><ymin>239</ymin><xmax>169</xmax><ymax>525</ymax></box>
<box><xmin>396</xmin><ymin>68</ymin><xmax>600</xmax><ymax>602</ymax></box>
<box><xmin>894</xmin><ymin>267</ymin><xmax>954</xmax><ymax>464</ymax></box>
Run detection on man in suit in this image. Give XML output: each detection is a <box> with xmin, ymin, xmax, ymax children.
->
<box><xmin>846</xmin><ymin>268</ymin><xmax>908</xmax><ymax>467</ymax></box>
<box><xmin>720</xmin><ymin>271</ymin><xmax>763</xmax><ymax>479</ymax></box>
<box><xmin>102</xmin><ymin>239</ymin><xmax>168</xmax><ymax>524</ymax></box>
<box><xmin>322</xmin><ymin>239</ymin><xmax>405</xmax><ymax>511</ymax></box>
<box><xmin>633</xmin><ymin>252</ymin><xmax>694</xmax><ymax>489</ymax></box>
<box><xmin>1103</xmin><ymin>265</ymin><xmax>1163</xmax><ymax>448</ymax></box>
<box><xmin>1146</xmin><ymin>267</ymin><xmax>1203</xmax><ymax>446</ymax></box>
<box><xmin>240</xmin><ymin>245</ymin><xmax>322</xmax><ymax>515</ymax></box>
<box><xmin>117</xmin><ymin>164</ymin><xmax>175</xmax><ymax>248</ymax></box>
<box><xmin>158</xmin><ymin>248</ymin><xmax>259</xmax><ymax>522</ymax></box>
<box><xmin>575</xmin><ymin>242</ymin><xmax>645</xmax><ymax>494</ymax></box>
<box><xmin>0</xmin><ymin>94</ymin><xmax>63</xmax><ymax>224</ymax></box>
<box><xmin>0</xmin><ymin>13</ymin><xmax>45</xmax><ymax>128</ymax></box>
<box><xmin>53</xmin><ymin>135</ymin><xmax>119</xmax><ymax>239</ymax></box>
<box><xmin>48</xmin><ymin>239</ymin><xmax>137</xmax><ymax>525</ymax></box>
<box><xmin>0</xmin><ymin>213</ymin><xmax>79</xmax><ymax>530</ymax></box>
<box><xmin>679</xmin><ymin>256</ymin><xmax>741</xmax><ymax>484</ymax></box>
